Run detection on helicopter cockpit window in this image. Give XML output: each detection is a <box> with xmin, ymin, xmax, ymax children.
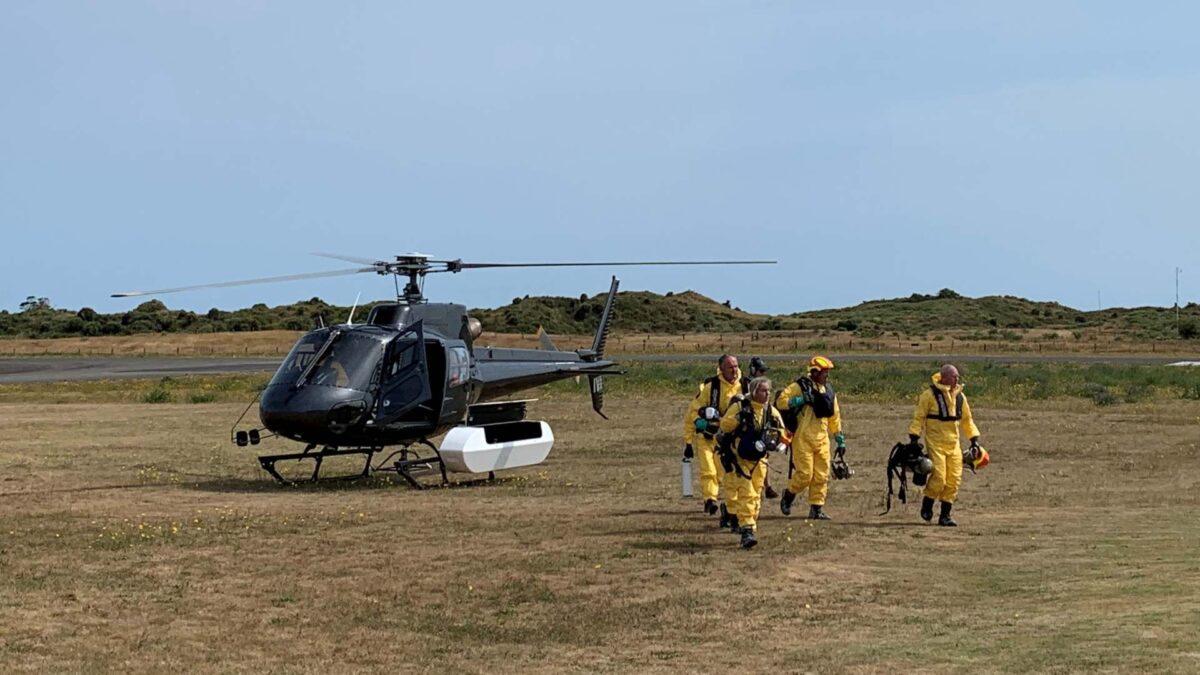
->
<box><xmin>447</xmin><ymin>346</ymin><xmax>469</xmax><ymax>387</ymax></box>
<box><xmin>306</xmin><ymin>332</ymin><xmax>384</xmax><ymax>391</ymax></box>
<box><xmin>268</xmin><ymin>330</ymin><xmax>332</xmax><ymax>388</ymax></box>
<box><xmin>383</xmin><ymin>338</ymin><xmax>419</xmax><ymax>380</ymax></box>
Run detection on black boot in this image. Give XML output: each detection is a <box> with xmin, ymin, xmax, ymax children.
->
<box><xmin>718</xmin><ymin>503</ymin><xmax>730</xmax><ymax>529</ymax></box>
<box><xmin>704</xmin><ymin>499</ymin><xmax>719</xmax><ymax>516</ymax></box>
<box><xmin>780</xmin><ymin>490</ymin><xmax>795</xmax><ymax>516</ymax></box>
<box><xmin>920</xmin><ymin>496</ymin><xmax>935</xmax><ymax>523</ymax></box>
<box><xmin>740</xmin><ymin>526</ymin><xmax>758</xmax><ymax>549</ymax></box>
<box><xmin>938</xmin><ymin>501</ymin><xmax>957</xmax><ymax>527</ymax></box>
<box><xmin>764</xmin><ymin>484</ymin><xmax>779</xmax><ymax>500</ymax></box>
<box><xmin>728</xmin><ymin>514</ymin><xmax>740</xmax><ymax>533</ymax></box>
<box><xmin>808</xmin><ymin>505</ymin><xmax>830</xmax><ymax>521</ymax></box>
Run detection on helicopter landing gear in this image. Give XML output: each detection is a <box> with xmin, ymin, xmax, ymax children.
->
<box><xmin>379</xmin><ymin>439</ymin><xmax>449</xmax><ymax>490</ymax></box>
<box><xmin>257</xmin><ymin>444</ymin><xmax>382</xmax><ymax>483</ymax></box>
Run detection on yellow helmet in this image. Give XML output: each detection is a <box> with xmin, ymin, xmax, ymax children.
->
<box><xmin>809</xmin><ymin>355</ymin><xmax>834</xmax><ymax>371</ymax></box>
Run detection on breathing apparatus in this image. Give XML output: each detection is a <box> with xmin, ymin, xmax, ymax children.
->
<box><xmin>831</xmin><ymin>446</ymin><xmax>854</xmax><ymax>480</ymax></box>
<box><xmin>881</xmin><ymin>439</ymin><xmax>932</xmax><ymax>515</ymax></box>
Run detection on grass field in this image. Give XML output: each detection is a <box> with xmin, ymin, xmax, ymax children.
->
<box><xmin>2</xmin><ymin>378</ymin><xmax>1199</xmax><ymax>672</ymax></box>
<box><xmin>2</xmin><ymin>326</ymin><xmax>1198</xmax><ymax>357</ymax></box>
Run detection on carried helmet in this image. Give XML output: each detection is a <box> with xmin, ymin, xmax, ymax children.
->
<box><xmin>809</xmin><ymin>355</ymin><xmax>834</xmax><ymax>371</ymax></box>
<box><xmin>964</xmin><ymin>444</ymin><xmax>990</xmax><ymax>472</ymax></box>
<box><xmin>749</xmin><ymin>356</ymin><xmax>768</xmax><ymax>374</ymax></box>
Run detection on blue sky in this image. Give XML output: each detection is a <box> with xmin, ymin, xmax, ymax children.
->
<box><xmin>2</xmin><ymin>2</ymin><xmax>1196</xmax><ymax>316</ymax></box>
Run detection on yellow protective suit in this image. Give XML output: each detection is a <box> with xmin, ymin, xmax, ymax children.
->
<box><xmin>908</xmin><ymin>372</ymin><xmax>981</xmax><ymax>504</ymax></box>
<box><xmin>775</xmin><ymin>380</ymin><xmax>842</xmax><ymax>506</ymax></box>
<box><xmin>718</xmin><ymin>399</ymin><xmax>783</xmax><ymax>531</ymax></box>
<box><xmin>682</xmin><ymin>367</ymin><xmax>745</xmax><ymax>502</ymax></box>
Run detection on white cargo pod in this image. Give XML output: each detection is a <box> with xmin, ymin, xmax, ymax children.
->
<box><xmin>439</xmin><ymin>421</ymin><xmax>554</xmax><ymax>474</ymax></box>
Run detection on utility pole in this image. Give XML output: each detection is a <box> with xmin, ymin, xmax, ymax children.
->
<box><xmin>1177</xmin><ymin>267</ymin><xmax>1183</xmax><ymax>332</ymax></box>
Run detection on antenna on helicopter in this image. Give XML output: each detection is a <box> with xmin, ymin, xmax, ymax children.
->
<box><xmin>346</xmin><ymin>292</ymin><xmax>362</xmax><ymax>326</ymax></box>
<box><xmin>112</xmin><ymin>252</ymin><xmax>777</xmax><ymax>303</ymax></box>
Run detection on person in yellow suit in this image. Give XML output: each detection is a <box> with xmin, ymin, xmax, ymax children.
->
<box><xmin>682</xmin><ymin>354</ymin><xmax>748</xmax><ymax>523</ymax></box>
<box><xmin>747</xmin><ymin>356</ymin><xmax>780</xmax><ymax>501</ymax></box>
<box><xmin>907</xmin><ymin>364</ymin><xmax>982</xmax><ymax>527</ymax></box>
<box><xmin>775</xmin><ymin>356</ymin><xmax>844</xmax><ymax>520</ymax></box>
<box><xmin>718</xmin><ymin>376</ymin><xmax>786</xmax><ymax>549</ymax></box>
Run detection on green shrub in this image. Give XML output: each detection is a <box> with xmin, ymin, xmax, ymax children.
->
<box><xmin>1080</xmin><ymin>383</ymin><xmax>1118</xmax><ymax>406</ymax></box>
<box><xmin>1180</xmin><ymin>319</ymin><xmax>1199</xmax><ymax>340</ymax></box>
<box><xmin>1122</xmin><ymin>383</ymin><xmax>1153</xmax><ymax>404</ymax></box>
<box><xmin>143</xmin><ymin>388</ymin><xmax>172</xmax><ymax>404</ymax></box>
<box><xmin>187</xmin><ymin>392</ymin><xmax>217</xmax><ymax>404</ymax></box>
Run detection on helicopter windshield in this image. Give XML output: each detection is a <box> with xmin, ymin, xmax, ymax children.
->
<box><xmin>303</xmin><ymin>332</ymin><xmax>385</xmax><ymax>390</ymax></box>
<box><xmin>268</xmin><ymin>330</ymin><xmax>332</xmax><ymax>388</ymax></box>
<box><xmin>268</xmin><ymin>330</ymin><xmax>384</xmax><ymax>391</ymax></box>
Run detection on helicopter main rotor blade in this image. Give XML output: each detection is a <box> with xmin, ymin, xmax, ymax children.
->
<box><xmin>111</xmin><ymin>267</ymin><xmax>377</xmax><ymax>298</ymax></box>
<box><xmin>310</xmin><ymin>252</ymin><xmax>382</xmax><ymax>266</ymax></box>
<box><xmin>441</xmin><ymin>260</ymin><xmax>776</xmax><ymax>271</ymax></box>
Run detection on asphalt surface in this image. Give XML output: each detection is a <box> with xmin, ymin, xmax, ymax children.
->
<box><xmin>1</xmin><ymin>352</ymin><xmax>1196</xmax><ymax>384</ymax></box>
<box><xmin>0</xmin><ymin>357</ymin><xmax>282</xmax><ymax>384</ymax></box>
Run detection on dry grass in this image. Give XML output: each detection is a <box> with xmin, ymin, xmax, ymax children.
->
<box><xmin>2</xmin><ymin>328</ymin><xmax>1195</xmax><ymax>357</ymax></box>
<box><xmin>1</xmin><ymin>392</ymin><xmax>1199</xmax><ymax>673</ymax></box>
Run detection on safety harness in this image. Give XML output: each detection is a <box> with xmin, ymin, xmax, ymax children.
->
<box><xmin>718</xmin><ymin>399</ymin><xmax>778</xmax><ymax>479</ymax></box>
<box><xmin>780</xmin><ymin>376</ymin><xmax>836</xmax><ymax>432</ymax></box>
<box><xmin>697</xmin><ymin>375</ymin><xmax>750</xmax><ymax>439</ymax></box>
<box><xmin>927</xmin><ymin>385</ymin><xmax>965</xmax><ymax>422</ymax></box>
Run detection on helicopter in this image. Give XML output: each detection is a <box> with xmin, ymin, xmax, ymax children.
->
<box><xmin>113</xmin><ymin>253</ymin><xmax>773</xmax><ymax>486</ymax></box>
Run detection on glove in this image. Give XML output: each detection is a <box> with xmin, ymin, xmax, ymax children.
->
<box><xmin>970</xmin><ymin>437</ymin><xmax>980</xmax><ymax>450</ymax></box>
<box><xmin>908</xmin><ymin>434</ymin><xmax>920</xmax><ymax>445</ymax></box>
<box><xmin>833</xmin><ymin>432</ymin><xmax>846</xmax><ymax>449</ymax></box>
<box><xmin>788</xmin><ymin>394</ymin><xmax>807</xmax><ymax>409</ymax></box>
<box><xmin>683</xmin><ymin>444</ymin><xmax>694</xmax><ymax>460</ymax></box>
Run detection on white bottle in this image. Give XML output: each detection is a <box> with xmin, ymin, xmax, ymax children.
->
<box><xmin>681</xmin><ymin>457</ymin><xmax>693</xmax><ymax>497</ymax></box>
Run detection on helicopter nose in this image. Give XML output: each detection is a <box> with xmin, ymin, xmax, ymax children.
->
<box><xmin>259</xmin><ymin>385</ymin><xmax>371</xmax><ymax>442</ymax></box>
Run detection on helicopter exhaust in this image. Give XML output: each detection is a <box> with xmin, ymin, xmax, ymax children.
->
<box><xmin>466</xmin><ymin>316</ymin><xmax>483</xmax><ymax>340</ymax></box>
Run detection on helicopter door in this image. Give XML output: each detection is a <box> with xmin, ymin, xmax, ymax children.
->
<box><xmin>376</xmin><ymin>321</ymin><xmax>432</xmax><ymax>422</ymax></box>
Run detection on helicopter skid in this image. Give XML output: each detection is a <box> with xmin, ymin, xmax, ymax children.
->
<box><xmin>257</xmin><ymin>444</ymin><xmax>380</xmax><ymax>484</ymax></box>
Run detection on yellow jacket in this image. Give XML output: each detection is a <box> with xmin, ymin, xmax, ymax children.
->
<box><xmin>908</xmin><ymin>372</ymin><xmax>980</xmax><ymax>453</ymax></box>
<box><xmin>718</xmin><ymin>398</ymin><xmax>785</xmax><ymax>438</ymax></box>
<box><xmin>683</xmin><ymin>367</ymin><xmax>745</xmax><ymax>444</ymax></box>
<box><xmin>775</xmin><ymin>379</ymin><xmax>842</xmax><ymax>448</ymax></box>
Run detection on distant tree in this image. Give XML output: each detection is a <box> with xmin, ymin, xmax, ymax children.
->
<box><xmin>19</xmin><ymin>296</ymin><xmax>50</xmax><ymax>312</ymax></box>
<box><xmin>937</xmin><ymin>288</ymin><xmax>962</xmax><ymax>299</ymax></box>
<box><xmin>76</xmin><ymin>307</ymin><xmax>97</xmax><ymax>321</ymax></box>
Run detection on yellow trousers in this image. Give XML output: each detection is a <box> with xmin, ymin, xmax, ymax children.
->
<box><xmin>787</xmin><ymin>438</ymin><xmax>830</xmax><ymax>506</ymax></box>
<box><xmin>729</xmin><ymin>457</ymin><xmax>767</xmax><ymax>530</ymax></box>
<box><xmin>924</xmin><ymin>443</ymin><xmax>963</xmax><ymax>504</ymax></box>
<box><xmin>694</xmin><ymin>436</ymin><xmax>724</xmax><ymax>502</ymax></box>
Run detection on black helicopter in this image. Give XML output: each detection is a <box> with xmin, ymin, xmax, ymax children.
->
<box><xmin>113</xmin><ymin>253</ymin><xmax>772</xmax><ymax>486</ymax></box>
